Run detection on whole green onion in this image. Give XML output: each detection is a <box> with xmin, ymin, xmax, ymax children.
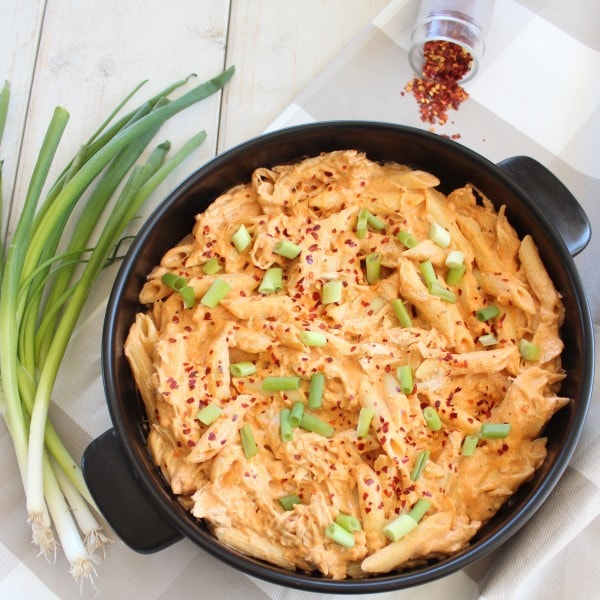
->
<box><xmin>279</xmin><ymin>493</ymin><xmax>301</xmax><ymax>511</ymax></box>
<box><xmin>279</xmin><ymin>409</ymin><xmax>293</xmax><ymax>442</ymax></box>
<box><xmin>480</xmin><ymin>423</ymin><xmax>512</xmax><ymax>439</ymax></box>
<box><xmin>445</xmin><ymin>264</ymin><xmax>466</xmax><ymax>286</ymax></box>
<box><xmin>262</xmin><ymin>376</ymin><xmax>302</xmax><ymax>392</ymax></box>
<box><xmin>299</xmin><ymin>412</ymin><xmax>335</xmax><ymax>438</ymax></box>
<box><xmin>397</xmin><ymin>230</ymin><xmax>418</xmax><ymax>249</ymax></box>
<box><xmin>196</xmin><ymin>403</ymin><xmax>223</xmax><ymax>426</ymax></box>
<box><xmin>356</xmin><ymin>407</ymin><xmax>375</xmax><ymax>438</ymax></box>
<box><xmin>231</xmin><ymin>224</ymin><xmax>251</xmax><ymax>252</ymax></box>
<box><xmin>410</xmin><ymin>449</ymin><xmax>430</xmax><ymax>481</ymax></box>
<box><xmin>229</xmin><ymin>361</ymin><xmax>257</xmax><ymax>377</ymax></box>
<box><xmin>289</xmin><ymin>401</ymin><xmax>305</xmax><ymax>427</ymax></box>
<box><xmin>396</xmin><ymin>365</ymin><xmax>413</xmax><ymax>395</ymax></box>
<box><xmin>429</xmin><ymin>281</ymin><xmax>457</xmax><ymax>303</ymax></box>
<box><xmin>335</xmin><ymin>512</ymin><xmax>361</xmax><ymax>532</ymax></box>
<box><xmin>423</xmin><ymin>406</ymin><xmax>442</xmax><ymax>431</ymax></box>
<box><xmin>461</xmin><ymin>434</ymin><xmax>479</xmax><ymax>456</ymax></box>
<box><xmin>274</xmin><ymin>239</ymin><xmax>301</xmax><ymax>259</ymax></box>
<box><xmin>391</xmin><ymin>298</ymin><xmax>412</xmax><ymax>327</ymax></box>
<box><xmin>202</xmin><ymin>256</ymin><xmax>222</xmax><ymax>275</ymax></box>
<box><xmin>240</xmin><ymin>424</ymin><xmax>258</xmax><ymax>459</ymax></box>
<box><xmin>258</xmin><ymin>267</ymin><xmax>283</xmax><ymax>294</ymax></box>
<box><xmin>445</xmin><ymin>250</ymin><xmax>465</xmax><ymax>269</ymax></box>
<box><xmin>300</xmin><ymin>330</ymin><xmax>327</xmax><ymax>347</ymax></box>
<box><xmin>519</xmin><ymin>338</ymin><xmax>540</xmax><ymax>361</ymax></box>
<box><xmin>325</xmin><ymin>522</ymin><xmax>355</xmax><ymax>548</ymax></box>
<box><xmin>308</xmin><ymin>372</ymin><xmax>325</xmax><ymax>409</ymax></box>
<box><xmin>200</xmin><ymin>278</ymin><xmax>231</xmax><ymax>307</ymax></box>
<box><xmin>476</xmin><ymin>305</ymin><xmax>500</xmax><ymax>321</ymax></box>
<box><xmin>321</xmin><ymin>279</ymin><xmax>343</xmax><ymax>305</ymax></box>
<box><xmin>365</xmin><ymin>252</ymin><xmax>381</xmax><ymax>284</ymax></box>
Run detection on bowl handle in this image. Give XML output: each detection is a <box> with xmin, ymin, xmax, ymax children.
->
<box><xmin>82</xmin><ymin>429</ymin><xmax>182</xmax><ymax>553</ymax></box>
<box><xmin>497</xmin><ymin>156</ymin><xmax>591</xmax><ymax>256</ymax></box>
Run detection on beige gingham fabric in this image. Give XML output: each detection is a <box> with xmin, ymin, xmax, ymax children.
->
<box><xmin>1</xmin><ymin>0</ymin><xmax>598</xmax><ymax>598</ymax></box>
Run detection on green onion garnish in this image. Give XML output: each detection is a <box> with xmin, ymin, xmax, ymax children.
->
<box><xmin>479</xmin><ymin>333</ymin><xmax>498</xmax><ymax>347</ymax></box>
<box><xmin>476</xmin><ymin>305</ymin><xmax>500</xmax><ymax>321</ymax></box>
<box><xmin>396</xmin><ymin>365</ymin><xmax>413</xmax><ymax>395</ymax></box>
<box><xmin>366</xmin><ymin>211</ymin><xmax>386</xmax><ymax>232</ymax></box>
<box><xmin>179</xmin><ymin>285</ymin><xmax>196</xmax><ymax>308</ymax></box>
<box><xmin>202</xmin><ymin>256</ymin><xmax>222</xmax><ymax>275</ymax></box>
<box><xmin>365</xmin><ymin>252</ymin><xmax>381</xmax><ymax>284</ymax></box>
<box><xmin>410</xmin><ymin>449</ymin><xmax>430</xmax><ymax>481</ymax></box>
<box><xmin>231</xmin><ymin>224</ymin><xmax>251</xmax><ymax>252</ymax></box>
<box><xmin>161</xmin><ymin>272</ymin><xmax>186</xmax><ymax>291</ymax></box>
<box><xmin>335</xmin><ymin>513</ymin><xmax>361</xmax><ymax>532</ymax></box>
<box><xmin>396</xmin><ymin>230</ymin><xmax>418</xmax><ymax>249</ymax></box>
<box><xmin>429</xmin><ymin>281</ymin><xmax>457</xmax><ymax>303</ymax></box>
<box><xmin>409</xmin><ymin>498</ymin><xmax>432</xmax><ymax>522</ymax></box>
<box><xmin>423</xmin><ymin>406</ymin><xmax>442</xmax><ymax>431</ymax></box>
<box><xmin>445</xmin><ymin>264</ymin><xmax>466</xmax><ymax>285</ymax></box>
<box><xmin>308</xmin><ymin>372</ymin><xmax>325</xmax><ymax>409</ymax></box>
<box><xmin>480</xmin><ymin>423</ymin><xmax>512</xmax><ymax>439</ymax></box>
<box><xmin>196</xmin><ymin>403</ymin><xmax>223</xmax><ymax>426</ymax></box>
<box><xmin>325</xmin><ymin>522</ymin><xmax>355</xmax><ymax>548</ymax></box>
<box><xmin>383</xmin><ymin>498</ymin><xmax>431</xmax><ymax>542</ymax></box>
<box><xmin>200</xmin><ymin>278</ymin><xmax>231</xmax><ymax>308</ymax></box>
<box><xmin>356</xmin><ymin>407</ymin><xmax>375</xmax><ymax>438</ymax></box>
<box><xmin>445</xmin><ymin>250</ymin><xmax>465</xmax><ymax>269</ymax></box>
<box><xmin>280</xmin><ymin>409</ymin><xmax>293</xmax><ymax>442</ymax></box>
<box><xmin>300</xmin><ymin>330</ymin><xmax>327</xmax><ymax>347</ymax></box>
<box><xmin>240</xmin><ymin>424</ymin><xmax>258</xmax><ymax>459</ymax></box>
<box><xmin>258</xmin><ymin>267</ymin><xmax>283</xmax><ymax>294</ymax></box>
<box><xmin>229</xmin><ymin>361</ymin><xmax>257</xmax><ymax>377</ymax></box>
<box><xmin>321</xmin><ymin>279</ymin><xmax>343</xmax><ymax>305</ymax></box>
<box><xmin>391</xmin><ymin>298</ymin><xmax>412</xmax><ymax>327</ymax></box>
<box><xmin>356</xmin><ymin>208</ymin><xmax>369</xmax><ymax>239</ymax></box>
<box><xmin>461</xmin><ymin>434</ymin><xmax>479</xmax><ymax>456</ymax></box>
<box><xmin>274</xmin><ymin>239</ymin><xmax>301</xmax><ymax>259</ymax></box>
<box><xmin>262</xmin><ymin>376</ymin><xmax>302</xmax><ymax>392</ymax></box>
<box><xmin>519</xmin><ymin>338</ymin><xmax>540</xmax><ymax>361</ymax></box>
<box><xmin>299</xmin><ymin>412</ymin><xmax>335</xmax><ymax>438</ymax></box>
<box><xmin>279</xmin><ymin>493</ymin><xmax>301</xmax><ymax>511</ymax></box>
<box><xmin>419</xmin><ymin>260</ymin><xmax>436</xmax><ymax>288</ymax></box>
<box><xmin>429</xmin><ymin>222</ymin><xmax>451</xmax><ymax>248</ymax></box>
<box><xmin>289</xmin><ymin>401</ymin><xmax>305</xmax><ymax>427</ymax></box>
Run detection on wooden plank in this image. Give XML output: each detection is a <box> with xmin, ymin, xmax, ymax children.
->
<box><xmin>219</xmin><ymin>0</ymin><xmax>391</xmax><ymax>150</ymax></box>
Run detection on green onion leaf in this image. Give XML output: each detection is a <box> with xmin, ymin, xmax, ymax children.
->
<box><xmin>445</xmin><ymin>250</ymin><xmax>465</xmax><ymax>269</ymax></box>
<box><xmin>279</xmin><ymin>493</ymin><xmax>301</xmax><ymax>510</ymax></box>
<box><xmin>308</xmin><ymin>372</ymin><xmax>325</xmax><ymax>410</ymax></box>
<box><xmin>480</xmin><ymin>423</ymin><xmax>512</xmax><ymax>439</ymax></box>
<box><xmin>321</xmin><ymin>279</ymin><xmax>343</xmax><ymax>305</ymax></box>
<box><xmin>396</xmin><ymin>365</ymin><xmax>413</xmax><ymax>395</ymax></box>
<box><xmin>325</xmin><ymin>522</ymin><xmax>355</xmax><ymax>548</ymax></box>
<box><xmin>461</xmin><ymin>434</ymin><xmax>479</xmax><ymax>456</ymax></box>
<box><xmin>262</xmin><ymin>376</ymin><xmax>302</xmax><ymax>392</ymax></box>
<box><xmin>365</xmin><ymin>252</ymin><xmax>381</xmax><ymax>284</ymax></box>
<box><xmin>240</xmin><ymin>424</ymin><xmax>258</xmax><ymax>459</ymax></box>
<box><xmin>519</xmin><ymin>338</ymin><xmax>540</xmax><ymax>361</ymax></box>
<box><xmin>200</xmin><ymin>278</ymin><xmax>231</xmax><ymax>307</ymax></box>
<box><xmin>445</xmin><ymin>264</ymin><xmax>466</xmax><ymax>286</ymax></box>
<box><xmin>410</xmin><ymin>449</ymin><xmax>430</xmax><ymax>481</ymax></box>
<box><xmin>202</xmin><ymin>257</ymin><xmax>222</xmax><ymax>275</ymax></box>
<box><xmin>397</xmin><ymin>230</ymin><xmax>418</xmax><ymax>249</ymax></box>
<box><xmin>356</xmin><ymin>407</ymin><xmax>375</xmax><ymax>438</ymax></box>
<box><xmin>274</xmin><ymin>239</ymin><xmax>301</xmax><ymax>259</ymax></box>
<box><xmin>423</xmin><ymin>406</ymin><xmax>442</xmax><ymax>431</ymax></box>
<box><xmin>258</xmin><ymin>267</ymin><xmax>283</xmax><ymax>294</ymax></box>
<box><xmin>356</xmin><ymin>208</ymin><xmax>369</xmax><ymax>239</ymax></box>
<box><xmin>280</xmin><ymin>409</ymin><xmax>293</xmax><ymax>442</ymax></box>
<box><xmin>479</xmin><ymin>333</ymin><xmax>498</xmax><ymax>346</ymax></box>
<box><xmin>335</xmin><ymin>513</ymin><xmax>361</xmax><ymax>532</ymax></box>
<box><xmin>476</xmin><ymin>305</ymin><xmax>500</xmax><ymax>321</ymax></box>
<box><xmin>231</xmin><ymin>224</ymin><xmax>251</xmax><ymax>252</ymax></box>
<box><xmin>419</xmin><ymin>260</ymin><xmax>437</xmax><ymax>288</ymax></box>
<box><xmin>289</xmin><ymin>401</ymin><xmax>305</xmax><ymax>427</ymax></box>
<box><xmin>196</xmin><ymin>403</ymin><xmax>223</xmax><ymax>425</ymax></box>
<box><xmin>429</xmin><ymin>281</ymin><xmax>457</xmax><ymax>303</ymax></box>
<box><xmin>299</xmin><ymin>413</ymin><xmax>335</xmax><ymax>438</ymax></box>
<box><xmin>391</xmin><ymin>298</ymin><xmax>412</xmax><ymax>327</ymax></box>
<box><xmin>229</xmin><ymin>361</ymin><xmax>257</xmax><ymax>377</ymax></box>
<box><xmin>429</xmin><ymin>222</ymin><xmax>451</xmax><ymax>248</ymax></box>
<box><xmin>300</xmin><ymin>330</ymin><xmax>327</xmax><ymax>347</ymax></box>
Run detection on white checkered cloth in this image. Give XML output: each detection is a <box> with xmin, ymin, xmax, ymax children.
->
<box><xmin>1</xmin><ymin>1</ymin><xmax>598</xmax><ymax>598</ymax></box>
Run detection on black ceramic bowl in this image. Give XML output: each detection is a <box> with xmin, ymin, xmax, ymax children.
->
<box><xmin>83</xmin><ymin>122</ymin><xmax>594</xmax><ymax>594</ymax></box>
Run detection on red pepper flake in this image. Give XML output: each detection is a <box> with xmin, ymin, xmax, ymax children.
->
<box><xmin>405</xmin><ymin>40</ymin><xmax>472</xmax><ymax>125</ymax></box>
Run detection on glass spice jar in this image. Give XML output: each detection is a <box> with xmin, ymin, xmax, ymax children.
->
<box><xmin>409</xmin><ymin>0</ymin><xmax>495</xmax><ymax>82</ymax></box>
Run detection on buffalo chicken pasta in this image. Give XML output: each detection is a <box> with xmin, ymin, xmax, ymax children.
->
<box><xmin>125</xmin><ymin>150</ymin><xmax>567</xmax><ymax>578</ymax></box>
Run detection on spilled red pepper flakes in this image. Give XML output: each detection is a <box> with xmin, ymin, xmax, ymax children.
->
<box><xmin>406</xmin><ymin>40</ymin><xmax>473</xmax><ymax>125</ymax></box>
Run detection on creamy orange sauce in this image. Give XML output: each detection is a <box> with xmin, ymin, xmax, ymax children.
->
<box><xmin>125</xmin><ymin>151</ymin><xmax>567</xmax><ymax>578</ymax></box>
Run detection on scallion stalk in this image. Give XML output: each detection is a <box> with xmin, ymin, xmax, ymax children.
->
<box><xmin>299</xmin><ymin>412</ymin><xmax>335</xmax><ymax>438</ymax></box>
<box><xmin>423</xmin><ymin>406</ymin><xmax>442</xmax><ymax>431</ymax></box>
<box><xmin>325</xmin><ymin>522</ymin><xmax>355</xmax><ymax>548</ymax></box>
<box><xmin>445</xmin><ymin>264</ymin><xmax>466</xmax><ymax>286</ymax></box>
<box><xmin>365</xmin><ymin>252</ymin><xmax>381</xmax><ymax>284</ymax></box>
<box><xmin>476</xmin><ymin>305</ymin><xmax>500</xmax><ymax>321</ymax></box>
<box><xmin>229</xmin><ymin>361</ymin><xmax>257</xmax><ymax>377</ymax></box>
<box><xmin>321</xmin><ymin>279</ymin><xmax>342</xmax><ymax>304</ymax></box>
<box><xmin>445</xmin><ymin>249</ymin><xmax>465</xmax><ymax>269</ymax></box>
<box><xmin>308</xmin><ymin>372</ymin><xmax>325</xmax><ymax>409</ymax></box>
<box><xmin>300</xmin><ymin>330</ymin><xmax>327</xmax><ymax>347</ymax></box>
<box><xmin>289</xmin><ymin>401</ymin><xmax>305</xmax><ymax>427</ymax></box>
<box><xmin>480</xmin><ymin>423</ymin><xmax>512</xmax><ymax>439</ymax></box>
<box><xmin>356</xmin><ymin>407</ymin><xmax>375</xmax><ymax>438</ymax></box>
<box><xmin>356</xmin><ymin>208</ymin><xmax>369</xmax><ymax>239</ymax></box>
<box><xmin>274</xmin><ymin>240</ymin><xmax>301</xmax><ymax>259</ymax></box>
<box><xmin>262</xmin><ymin>376</ymin><xmax>302</xmax><ymax>392</ymax></box>
<box><xmin>397</xmin><ymin>230</ymin><xmax>418</xmax><ymax>248</ymax></box>
<box><xmin>396</xmin><ymin>365</ymin><xmax>413</xmax><ymax>395</ymax></box>
<box><xmin>240</xmin><ymin>424</ymin><xmax>258</xmax><ymax>459</ymax></box>
<box><xmin>366</xmin><ymin>211</ymin><xmax>386</xmax><ymax>232</ymax></box>
<box><xmin>410</xmin><ymin>449</ymin><xmax>430</xmax><ymax>481</ymax></box>
<box><xmin>231</xmin><ymin>224</ymin><xmax>251</xmax><ymax>252</ymax></box>
<box><xmin>429</xmin><ymin>222</ymin><xmax>450</xmax><ymax>248</ymax></box>
<box><xmin>391</xmin><ymin>298</ymin><xmax>412</xmax><ymax>327</ymax></box>
<box><xmin>461</xmin><ymin>434</ymin><xmax>479</xmax><ymax>456</ymax></box>
<box><xmin>519</xmin><ymin>338</ymin><xmax>540</xmax><ymax>361</ymax></box>
<box><xmin>280</xmin><ymin>409</ymin><xmax>293</xmax><ymax>442</ymax></box>
<box><xmin>258</xmin><ymin>267</ymin><xmax>283</xmax><ymax>294</ymax></box>
<box><xmin>200</xmin><ymin>278</ymin><xmax>232</xmax><ymax>307</ymax></box>
<box><xmin>419</xmin><ymin>260</ymin><xmax>437</xmax><ymax>288</ymax></box>
<box><xmin>335</xmin><ymin>513</ymin><xmax>361</xmax><ymax>532</ymax></box>
<box><xmin>196</xmin><ymin>403</ymin><xmax>223</xmax><ymax>425</ymax></box>
<box><xmin>383</xmin><ymin>499</ymin><xmax>431</xmax><ymax>542</ymax></box>
<box><xmin>478</xmin><ymin>333</ymin><xmax>498</xmax><ymax>346</ymax></box>
<box><xmin>279</xmin><ymin>493</ymin><xmax>301</xmax><ymax>510</ymax></box>
<box><xmin>202</xmin><ymin>256</ymin><xmax>222</xmax><ymax>275</ymax></box>
<box><xmin>429</xmin><ymin>281</ymin><xmax>457</xmax><ymax>303</ymax></box>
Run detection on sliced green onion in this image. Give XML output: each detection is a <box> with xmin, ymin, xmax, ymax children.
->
<box><xmin>202</xmin><ymin>257</ymin><xmax>222</xmax><ymax>275</ymax></box>
<box><xmin>289</xmin><ymin>401</ymin><xmax>305</xmax><ymax>427</ymax></box>
<box><xmin>396</xmin><ymin>365</ymin><xmax>413</xmax><ymax>395</ymax></box>
<box><xmin>300</xmin><ymin>330</ymin><xmax>327</xmax><ymax>347</ymax></box>
<box><xmin>325</xmin><ymin>522</ymin><xmax>355</xmax><ymax>548</ymax></box>
<box><xmin>383</xmin><ymin>513</ymin><xmax>417</xmax><ymax>542</ymax></box>
<box><xmin>461</xmin><ymin>434</ymin><xmax>479</xmax><ymax>456</ymax></box>
<box><xmin>308</xmin><ymin>372</ymin><xmax>325</xmax><ymax>409</ymax></box>
<box><xmin>231</xmin><ymin>224</ymin><xmax>251</xmax><ymax>252</ymax></box>
<box><xmin>196</xmin><ymin>403</ymin><xmax>223</xmax><ymax>426</ymax></box>
<box><xmin>410</xmin><ymin>449</ymin><xmax>430</xmax><ymax>481</ymax></box>
<box><xmin>279</xmin><ymin>493</ymin><xmax>301</xmax><ymax>511</ymax></box>
<box><xmin>479</xmin><ymin>333</ymin><xmax>498</xmax><ymax>346</ymax></box>
<box><xmin>366</xmin><ymin>211</ymin><xmax>386</xmax><ymax>232</ymax></box>
<box><xmin>274</xmin><ymin>239</ymin><xmax>301</xmax><ymax>259</ymax></box>
<box><xmin>423</xmin><ymin>406</ymin><xmax>442</xmax><ymax>431</ymax></box>
<box><xmin>299</xmin><ymin>413</ymin><xmax>335</xmax><ymax>438</ymax></box>
<box><xmin>280</xmin><ymin>409</ymin><xmax>293</xmax><ymax>442</ymax></box>
<box><xmin>365</xmin><ymin>252</ymin><xmax>381</xmax><ymax>284</ymax></box>
<box><xmin>396</xmin><ymin>230</ymin><xmax>418</xmax><ymax>249</ymax></box>
<box><xmin>262</xmin><ymin>376</ymin><xmax>302</xmax><ymax>392</ymax></box>
<box><xmin>480</xmin><ymin>423</ymin><xmax>512</xmax><ymax>439</ymax></box>
<box><xmin>419</xmin><ymin>260</ymin><xmax>436</xmax><ymax>288</ymax></box>
<box><xmin>161</xmin><ymin>272</ymin><xmax>186</xmax><ymax>291</ymax></box>
<box><xmin>429</xmin><ymin>222</ymin><xmax>451</xmax><ymax>248</ymax></box>
<box><xmin>519</xmin><ymin>338</ymin><xmax>540</xmax><ymax>361</ymax></box>
<box><xmin>335</xmin><ymin>513</ymin><xmax>361</xmax><ymax>532</ymax></box>
<box><xmin>356</xmin><ymin>407</ymin><xmax>375</xmax><ymax>438</ymax></box>
<box><xmin>408</xmin><ymin>498</ymin><xmax>431</xmax><ymax>522</ymax></box>
<box><xmin>391</xmin><ymin>298</ymin><xmax>412</xmax><ymax>327</ymax></box>
<box><xmin>445</xmin><ymin>264</ymin><xmax>466</xmax><ymax>285</ymax></box>
<box><xmin>476</xmin><ymin>305</ymin><xmax>500</xmax><ymax>321</ymax></box>
<box><xmin>179</xmin><ymin>285</ymin><xmax>196</xmax><ymax>309</ymax></box>
<box><xmin>258</xmin><ymin>267</ymin><xmax>283</xmax><ymax>294</ymax></box>
<box><xmin>321</xmin><ymin>279</ymin><xmax>343</xmax><ymax>304</ymax></box>
<box><xmin>200</xmin><ymin>278</ymin><xmax>231</xmax><ymax>307</ymax></box>
<box><xmin>356</xmin><ymin>208</ymin><xmax>369</xmax><ymax>239</ymax></box>
<box><xmin>429</xmin><ymin>281</ymin><xmax>457</xmax><ymax>303</ymax></box>
<box><xmin>229</xmin><ymin>361</ymin><xmax>257</xmax><ymax>377</ymax></box>
<box><xmin>445</xmin><ymin>249</ymin><xmax>465</xmax><ymax>269</ymax></box>
<box><xmin>240</xmin><ymin>424</ymin><xmax>258</xmax><ymax>459</ymax></box>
